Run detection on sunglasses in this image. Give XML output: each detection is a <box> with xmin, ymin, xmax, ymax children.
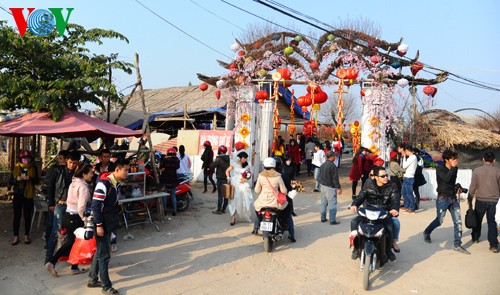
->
<box><xmin>377</xmin><ymin>174</ymin><xmax>389</xmax><ymax>178</ymax></box>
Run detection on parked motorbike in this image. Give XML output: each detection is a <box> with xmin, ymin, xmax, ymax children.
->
<box><xmin>169</xmin><ymin>173</ymin><xmax>194</xmax><ymax>212</ymax></box>
<box><xmin>259</xmin><ymin>208</ymin><xmax>287</xmax><ymax>253</ymax></box>
<box><xmin>352</xmin><ymin>206</ymin><xmax>390</xmax><ymax>290</ymax></box>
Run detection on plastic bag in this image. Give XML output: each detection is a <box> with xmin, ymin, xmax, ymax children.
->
<box><xmin>67</xmin><ymin>236</ymin><xmax>96</xmax><ymax>265</ymax></box>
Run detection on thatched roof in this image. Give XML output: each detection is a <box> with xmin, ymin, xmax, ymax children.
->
<box><xmin>420</xmin><ymin>117</ymin><xmax>500</xmax><ymax>149</ymax></box>
<box><xmin>125</xmin><ymin>85</ymin><xmax>224</xmax><ymax>114</ymax></box>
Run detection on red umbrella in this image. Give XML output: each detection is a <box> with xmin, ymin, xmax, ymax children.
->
<box><xmin>0</xmin><ymin>109</ymin><xmax>142</xmax><ymax>138</ymax></box>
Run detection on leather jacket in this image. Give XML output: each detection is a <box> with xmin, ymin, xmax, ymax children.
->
<box><xmin>352</xmin><ymin>179</ymin><xmax>399</xmax><ymax>211</ymax></box>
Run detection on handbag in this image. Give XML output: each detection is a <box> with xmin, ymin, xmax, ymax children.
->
<box><xmin>222</xmin><ymin>183</ymin><xmax>234</xmax><ymax>200</ymax></box>
<box><xmin>465</xmin><ymin>203</ymin><xmax>477</xmax><ymax>229</ymax></box>
<box><xmin>265</xmin><ymin>176</ymin><xmax>287</xmax><ymax>205</ymax></box>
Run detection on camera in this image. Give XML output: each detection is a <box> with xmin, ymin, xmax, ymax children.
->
<box><xmin>454</xmin><ymin>183</ymin><xmax>468</xmax><ymax>194</ymax></box>
<box><xmin>83</xmin><ymin>210</ymin><xmax>94</xmax><ymax>240</ymax></box>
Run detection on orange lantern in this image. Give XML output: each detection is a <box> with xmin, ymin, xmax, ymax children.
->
<box><xmin>423</xmin><ymin>85</ymin><xmax>438</xmax><ymax>97</ymax></box>
<box><xmin>288</xmin><ymin>124</ymin><xmax>296</xmax><ymax>135</ymax></box>
<box><xmin>276</xmin><ymin>68</ymin><xmax>292</xmax><ymax>87</ymax></box>
<box><xmin>306</xmin><ymin>84</ymin><xmax>322</xmax><ymax>94</ymax></box>
<box><xmin>336</xmin><ymin>68</ymin><xmax>347</xmax><ymax>79</ymax></box>
<box><xmin>309</xmin><ymin>61</ymin><xmax>320</xmax><ymax>70</ymax></box>
<box><xmin>297</xmin><ymin>95</ymin><xmax>312</xmax><ymax>118</ymax></box>
<box><xmin>345</xmin><ymin>67</ymin><xmax>358</xmax><ymax>80</ymax></box>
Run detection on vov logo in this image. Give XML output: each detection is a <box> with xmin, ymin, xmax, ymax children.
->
<box><xmin>9</xmin><ymin>8</ymin><xmax>74</xmax><ymax>37</ymax></box>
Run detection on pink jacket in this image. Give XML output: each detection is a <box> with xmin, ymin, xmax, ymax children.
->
<box><xmin>66</xmin><ymin>177</ymin><xmax>91</xmax><ymax>220</ymax></box>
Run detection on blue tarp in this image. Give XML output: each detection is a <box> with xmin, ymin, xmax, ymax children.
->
<box><xmin>258</xmin><ymin>85</ymin><xmax>310</xmax><ymax>120</ymax></box>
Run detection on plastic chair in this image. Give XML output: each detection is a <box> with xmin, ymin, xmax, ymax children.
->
<box><xmin>30</xmin><ymin>196</ymin><xmax>48</xmax><ymax>234</ymax></box>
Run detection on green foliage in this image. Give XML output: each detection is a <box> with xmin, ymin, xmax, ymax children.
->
<box><xmin>0</xmin><ymin>21</ymin><xmax>133</xmax><ymax>121</ymax></box>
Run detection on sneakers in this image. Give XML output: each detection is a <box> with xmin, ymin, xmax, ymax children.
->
<box><xmin>288</xmin><ymin>235</ymin><xmax>297</xmax><ymax>243</ymax></box>
<box><xmin>111</xmin><ymin>244</ymin><xmax>118</xmax><ymax>253</ymax></box>
<box><xmin>102</xmin><ymin>288</ymin><xmax>121</xmax><ymax>295</ymax></box>
<box><xmin>87</xmin><ymin>281</ymin><xmax>103</xmax><ymax>288</ymax></box>
<box><xmin>489</xmin><ymin>247</ymin><xmax>499</xmax><ymax>253</ymax></box>
<box><xmin>387</xmin><ymin>250</ymin><xmax>397</xmax><ymax>262</ymax></box>
<box><xmin>424</xmin><ymin>233</ymin><xmax>432</xmax><ymax>243</ymax></box>
<box><xmin>320</xmin><ymin>218</ymin><xmax>328</xmax><ymax>223</ymax></box>
<box><xmin>212</xmin><ymin>210</ymin><xmax>222</xmax><ymax>215</ymax></box>
<box><xmin>453</xmin><ymin>246</ymin><xmax>471</xmax><ymax>255</ymax></box>
<box><xmin>44</xmin><ymin>262</ymin><xmax>58</xmax><ymax>277</ymax></box>
<box><xmin>330</xmin><ymin>221</ymin><xmax>340</xmax><ymax>225</ymax></box>
<box><xmin>312</xmin><ymin>189</ymin><xmax>320</xmax><ymax>192</ymax></box>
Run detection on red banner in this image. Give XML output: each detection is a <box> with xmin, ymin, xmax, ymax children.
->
<box><xmin>198</xmin><ymin>130</ymin><xmax>233</xmax><ymax>155</ymax></box>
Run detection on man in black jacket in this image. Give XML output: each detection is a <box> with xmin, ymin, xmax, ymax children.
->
<box><xmin>210</xmin><ymin>145</ymin><xmax>230</xmax><ymax>214</ymax></box>
<box><xmin>319</xmin><ymin>151</ymin><xmax>342</xmax><ymax>224</ymax></box>
<box><xmin>45</xmin><ymin>150</ymin><xmax>80</xmax><ymax>264</ymax></box>
<box><xmin>350</xmin><ymin>166</ymin><xmax>399</xmax><ymax>262</ymax></box>
<box><xmin>423</xmin><ymin>150</ymin><xmax>470</xmax><ymax>254</ymax></box>
<box><xmin>88</xmin><ymin>158</ymin><xmax>129</xmax><ymax>295</ymax></box>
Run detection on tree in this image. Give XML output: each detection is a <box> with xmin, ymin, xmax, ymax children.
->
<box><xmin>0</xmin><ymin>21</ymin><xmax>132</xmax><ymax>121</ymax></box>
<box><xmin>475</xmin><ymin>106</ymin><xmax>500</xmax><ymax>133</ymax></box>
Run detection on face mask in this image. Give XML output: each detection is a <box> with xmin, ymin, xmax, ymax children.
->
<box><xmin>21</xmin><ymin>158</ymin><xmax>30</xmax><ymax>164</ymax></box>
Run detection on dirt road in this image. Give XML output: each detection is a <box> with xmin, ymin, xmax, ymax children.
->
<box><xmin>1</xmin><ymin>161</ymin><xmax>499</xmax><ymax>294</ymax></box>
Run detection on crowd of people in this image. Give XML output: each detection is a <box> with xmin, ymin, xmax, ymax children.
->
<box><xmin>6</xmin><ymin>134</ymin><xmax>500</xmax><ymax>293</ymax></box>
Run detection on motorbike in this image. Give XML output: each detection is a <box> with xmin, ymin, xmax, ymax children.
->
<box><xmin>169</xmin><ymin>173</ymin><xmax>194</xmax><ymax>212</ymax></box>
<box><xmin>352</xmin><ymin>206</ymin><xmax>390</xmax><ymax>290</ymax></box>
<box><xmin>259</xmin><ymin>207</ymin><xmax>287</xmax><ymax>253</ymax></box>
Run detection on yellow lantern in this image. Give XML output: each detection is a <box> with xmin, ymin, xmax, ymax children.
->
<box><xmin>312</xmin><ymin>103</ymin><xmax>321</xmax><ymax>111</ymax></box>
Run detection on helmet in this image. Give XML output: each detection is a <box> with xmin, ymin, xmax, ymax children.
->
<box><xmin>167</xmin><ymin>148</ymin><xmax>176</xmax><ymax>155</ymax></box>
<box><xmin>203</xmin><ymin>141</ymin><xmax>211</xmax><ymax>147</ymax></box>
<box><xmin>218</xmin><ymin>145</ymin><xmax>228</xmax><ymax>155</ymax></box>
<box><xmin>263</xmin><ymin>157</ymin><xmax>276</xmax><ymax>168</ymax></box>
<box><xmin>20</xmin><ymin>151</ymin><xmax>32</xmax><ymax>158</ymax></box>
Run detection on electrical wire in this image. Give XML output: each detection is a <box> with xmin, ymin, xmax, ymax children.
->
<box><xmin>252</xmin><ymin>0</ymin><xmax>500</xmax><ymax>92</ymax></box>
<box><xmin>189</xmin><ymin>0</ymin><xmax>245</xmax><ymax>31</ymax></box>
<box><xmin>134</xmin><ymin>0</ymin><xmax>232</xmax><ymax>60</ymax></box>
<box><xmin>0</xmin><ymin>4</ymin><xmax>12</xmax><ymax>15</ymax></box>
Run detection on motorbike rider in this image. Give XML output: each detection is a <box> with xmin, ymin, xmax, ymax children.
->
<box><xmin>349</xmin><ymin>166</ymin><xmax>399</xmax><ymax>263</ymax></box>
<box><xmin>253</xmin><ymin>158</ymin><xmax>296</xmax><ymax>242</ymax></box>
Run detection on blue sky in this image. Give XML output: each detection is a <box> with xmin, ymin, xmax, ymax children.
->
<box><xmin>1</xmin><ymin>0</ymin><xmax>499</xmax><ymax>117</ymax></box>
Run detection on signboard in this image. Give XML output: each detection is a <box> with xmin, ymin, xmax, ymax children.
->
<box><xmin>198</xmin><ymin>130</ymin><xmax>233</xmax><ymax>155</ymax></box>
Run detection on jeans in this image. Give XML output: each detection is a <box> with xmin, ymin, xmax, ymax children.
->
<box><xmin>392</xmin><ymin>217</ymin><xmax>400</xmax><ymax>242</ymax></box>
<box><xmin>12</xmin><ymin>195</ymin><xmax>33</xmax><ymax>236</ymax></box>
<box><xmin>424</xmin><ymin>197</ymin><xmax>463</xmax><ymax>247</ymax></box>
<box><xmin>320</xmin><ymin>185</ymin><xmax>338</xmax><ymax>222</ymax></box>
<box><xmin>216</xmin><ymin>179</ymin><xmax>228</xmax><ymax>211</ymax></box>
<box><xmin>471</xmin><ymin>200</ymin><xmax>498</xmax><ymax>248</ymax></box>
<box><xmin>89</xmin><ymin>231</ymin><xmax>112</xmax><ymax>291</ymax></box>
<box><xmin>314</xmin><ymin>167</ymin><xmax>321</xmax><ymax>190</ymax></box>
<box><xmin>45</xmin><ymin>203</ymin><xmax>67</xmax><ymax>263</ymax></box>
<box><xmin>402</xmin><ymin>178</ymin><xmax>415</xmax><ymax>210</ymax></box>
<box><xmin>164</xmin><ymin>186</ymin><xmax>177</xmax><ymax>214</ymax></box>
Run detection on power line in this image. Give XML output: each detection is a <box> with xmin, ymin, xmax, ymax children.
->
<box><xmin>252</xmin><ymin>0</ymin><xmax>500</xmax><ymax>92</ymax></box>
<box><xmin>134</xmin><ymin>0</ymin><xmax>232</xmax><ymax>59</ymax></box>
<box><xmin>189</xmin><ymin>0</ymin><xmax>245</xmax><ymax>31</ymax></box>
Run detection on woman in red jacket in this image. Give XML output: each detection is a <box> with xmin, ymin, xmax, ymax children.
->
<box><xmin>349</xmin><ymin>147</ymin><xmax>367</xmax><ymax>200</ymax></box>
<box><xmin>287</xmin><ymin>139</ymin><xmax>301</xmax><ymax>177</ymax></box>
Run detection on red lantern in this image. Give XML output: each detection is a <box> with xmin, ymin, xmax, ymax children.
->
<box><xmin>336</xmin><ymin>68</ymin><xmax>347</xmax><ymax>79</ymax></box>
<box><xmin>411</xmin><ymin>62</ymin><xmax>424</xmax><ymax>76</ymax></box>
<box><xmin>238</xmin><ymin>50</ymin><xmax>245</xmax><ymax>57</ymax></box>
<box><xmin>215</xmin><ymin>90</ymin><xmax>221</xmax><ymax>100</ymax></box>
<box><xmin>199</xmin><ymin>82</ymin><xmax>208</xmax><ymax>99</ymax></box>
<box><xmin>354</xmin><ymin>120</ymin><xmax>360</xmax><ymax>127</ymax></box>
<box><xmin>345</xmin><ymin>67</ymin><xmax>358</xmax><ymax>80</ymax></box>
<box><xmin>253</xmin><ymin>42</ymin><xmax>261</xmax><ymax>49</ymax></box>
<box><xmin>306</xmin><ymin>84</ymin><xmax>322</xmax><ymax>94</ymax></box>
<box><xmin>360</xmin><ymin>89</ymin><xmax>365</xmax><ymax>97</ymax></box>
<box><xmin>313</xmin><ymin>91</ymin><xmax>328</xmax><ymax>104</ymax></box>
<box><xmin>297</xmin><ymin>95</ymin><xmax>312</xmax><ymax>118</ymax></box>
<box><xmin>255</xmin><ymin>90</ymin><xmax>269</xmax><ymax>104</ymax></box>
<box><xmin>309</xmin><ymin>61</ymin><xmax>320</xmax><ymax>70</ymax></box>
<box><xmin>229</xmin><ymin>64</ymin><xmax>237</xmax><ymax>71</ymax></box>
<box><xmin>370</xmin><ymin>55</ymin><xmax>382</xmax><ymax>64</ymax></box>
<box><xmin>303</xmin><ymin>120</ymin><xmax>316</xmax><ymax>137</ymax></box>
<box><xmin>423</xmin><ymin>85</ymin><xmax>437</xmax><ymax>97</ymax></box>
<box><xmin>289</xmin><ymin>40</ymin><xmax>299</xmax><ymax>47</ymax></box>
<box><xmin>276</xmin><ymin>68</ymin><xmax>292</xmax><ymax>87</ymax></box>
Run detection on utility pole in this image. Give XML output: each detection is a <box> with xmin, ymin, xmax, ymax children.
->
<box><xmin>409</xmin><ymin>85</ymin><xmax>417</xmax><ymax>146</ymax></box>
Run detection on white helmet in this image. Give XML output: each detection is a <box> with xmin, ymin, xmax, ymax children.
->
<box><xmin>263</xmin><ymin>157</ymin><xmax>276</xmax><ymax>168</ymax></box>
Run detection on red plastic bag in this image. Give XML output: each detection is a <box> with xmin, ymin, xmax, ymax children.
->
<box><xmin>67</xmin><ymin>237</ymin><xmax>96</xmax><ymax>265</ymax></box>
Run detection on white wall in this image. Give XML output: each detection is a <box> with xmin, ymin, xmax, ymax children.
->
<box><xmin>418</xmin><ymin>168</ymin><xmax>472</xmax><ymax>200</ymax></box>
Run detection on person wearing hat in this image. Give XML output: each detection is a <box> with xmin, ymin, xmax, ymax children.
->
<box><xmin>201</xmin><ymin>141</ymin><xmax>216</xmax><ymax>193</ymax></box>
<box><xmin>9</xmin><ymin>151</ymin><xmax>39</xmax><ymax>245</ymax></box>
<box><xmin>160</xmin><ymin>148</ymin><xmax>180</xmax><ymax>216</ymax></box>
<box><xmin>319</xmin><ymin>151</ymin><xmax>342</xmax><ymax>224</ymax></box>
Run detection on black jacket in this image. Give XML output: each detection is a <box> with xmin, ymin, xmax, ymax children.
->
<box><xmin>210</xmin><ymin>154</ymin><xmax>230</xmax><ymax>180</ymax></box>
<box><xmin>46</xmin><ymin>165</ymin><xmax>72</xmax><ymax>207</ymax></box>
<box><xmin>352</xmin><ymin>180</ymin><xmax>399</xmax><ymax>211</ymax></box>
<box><xmin>436</xmin><ymin>164</ymin><xmax>458</xmax><ymax>198</ymax></box>
<box><xmin>319</xmin><ymin>160</ymin><xmax>341</xmax><ymax>189</ymax></box>
<box><xmin>281</xmin><ymin>163</ymin><xmax>295</xmax><ymax>191</ymax></box>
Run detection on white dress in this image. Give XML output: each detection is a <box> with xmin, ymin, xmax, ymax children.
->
<box><xmin>227</xmin><ymin>161</ymin><xmax>253</xmax><ymax>222</ymax></box>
